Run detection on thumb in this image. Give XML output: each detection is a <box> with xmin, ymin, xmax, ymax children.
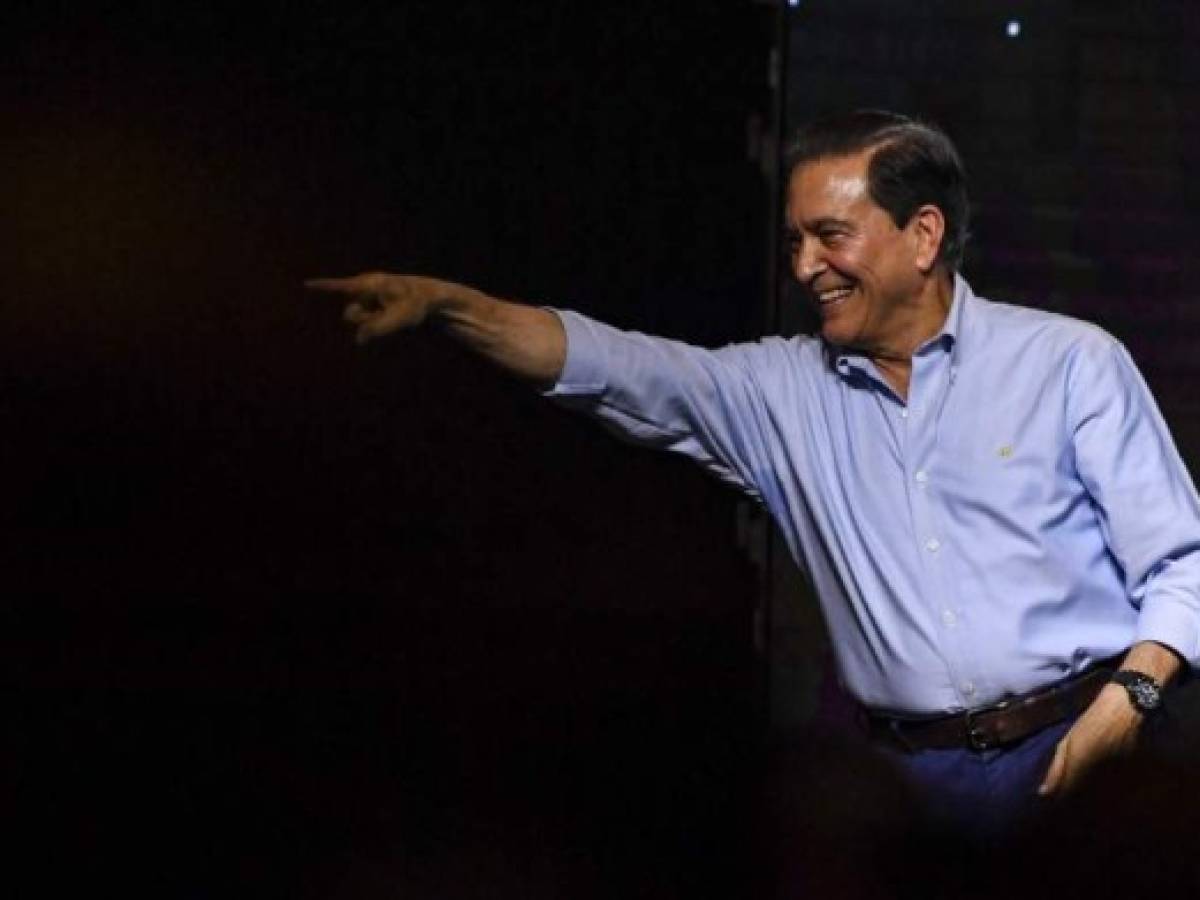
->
<box><xmin>1038</xmin><ymin>740</ymin><xmax>1066</xmax><ymax>796</ymax></box>
<box><xmin>356</xmin><ymin>318</ymin><xmax>383</xmax><ymax>345</ymax></box>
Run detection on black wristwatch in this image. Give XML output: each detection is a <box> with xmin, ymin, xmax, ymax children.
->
<box><xmin>1109</xmin><ymin>670</ymin><xmax>1164</xmax><ymax>715</ymax></box>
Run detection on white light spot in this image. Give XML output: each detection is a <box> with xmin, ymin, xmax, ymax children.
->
<box><xmin>788</xmin><ymin>0</ymin><xmax>801</xmax><ymax>7</ymax></box>
<box><xmin>1006</xmin><ymin>19</ymin><xmax>1021</xmax><ymax>38</ymax></box>
<box><xmin>824</xmin><ymin>173</ymin><xmax>868</xmax><ymax>205</ymax></box>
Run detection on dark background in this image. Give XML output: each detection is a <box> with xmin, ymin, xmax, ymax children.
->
<box><xmin>5</xmin><ymin>2</ymin><xmax>775</xmax><ymax>896</ymax></box>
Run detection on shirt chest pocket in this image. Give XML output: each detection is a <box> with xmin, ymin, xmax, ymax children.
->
<box><xmin>933</xmin><ymin>398</ymin><xmax>1072</xmax><ymax>510</ymax></box>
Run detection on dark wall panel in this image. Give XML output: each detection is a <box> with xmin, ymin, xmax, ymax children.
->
<box><xmin>4</xmin><ymin>4</ymin><xmax>773</xmax><ymax>894</ymax></box>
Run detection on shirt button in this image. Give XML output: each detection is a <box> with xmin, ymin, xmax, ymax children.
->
<box><xmin>925</xmin><ymin>538</ymin><xmax>940</xmax><ymax>553</ymax></box>
<box><xmin>914</xmin><ymin>470</ymin><xmax>928</xmax><ymax>484</ymax></box>
<box><xmin>900</xmin><ymin>408</ymin><xmax>909</xmax><ymax>419</ymax></box>
<box><xmin>962</xmin><ymin>681</ymin><xmax>976</xmax><ymax>697</ymax></box>
<box><xmin>941</xmin><ymin>609</ymin><xmax>957</xmax><ymax>626</ymax></box>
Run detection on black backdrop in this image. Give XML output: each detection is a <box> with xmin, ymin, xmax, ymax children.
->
<box><xmin>5</xmin><ymin>3</ymin><xmax>774</xmax><ymax>896</ymax></box>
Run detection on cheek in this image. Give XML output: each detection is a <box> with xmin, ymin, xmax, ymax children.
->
<box><xmin>824</xmin><ymin>248</ymin><xmax>861</xmax><ymax>277</ymax></box>
<box><xmin>854</xmin><ymin>242</ymin><xmax>904</xmax><ymax>284</ymax></box>
<box><xmin>831</xmin><ymin>251</ymin><xmax>875</xmax><ymax>285</ymax></box>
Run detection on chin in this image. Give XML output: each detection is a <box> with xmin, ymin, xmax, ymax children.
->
<box><xmin>813</xmin><ymin>302</ymin><xmax>860</xmax><ymax>346</ymax></box>
<box><xmin>819</xmin><ymin>322</ymin><xmax>852</xmax><ymax>347</ymax></box>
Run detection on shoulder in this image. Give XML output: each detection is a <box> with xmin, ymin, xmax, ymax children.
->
<box><xmin>965</xmin><ymin>294</ymin><xmax>1145</xmax><ymax>425</ymax></box>
<box><xmin>968</xmin><ymin>292</ymin><xmax>1121</xmax><ymax>366</ymax></box>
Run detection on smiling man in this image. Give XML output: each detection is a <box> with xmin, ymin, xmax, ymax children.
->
<box><xmin>309</xmin><ymin>110</ymin><xmax>1200</xmax><ymax>831</ymax></box>
<box><xmin>785</xmin><ymin>127</ymin><xmax>957</xmax><ymax>398</ymax></box>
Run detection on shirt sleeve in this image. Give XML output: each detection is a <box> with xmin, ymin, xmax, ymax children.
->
<box><xmin>1069</xmin><ymin>337</ymin><xmax>1200</xmax><ymax>669</ymax></box>
<box><xmin>542</xmin><ymin>308</ymin><xmax>780</xmax><ymax>499</ymax></box>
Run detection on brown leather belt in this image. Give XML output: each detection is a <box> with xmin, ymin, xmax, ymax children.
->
<box><xmin>864</xmin><ymin>665</ymin><xmax>1114</xmax><ymax>753</ymax></box>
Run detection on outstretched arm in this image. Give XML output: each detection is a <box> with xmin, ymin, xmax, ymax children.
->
<box><xmin>309</xmin><ymin>271</ymin><xmax>783</xmax><ymax>500</ymax></box>
<box><xmin>306</xmin><ymin>272</ymin><xmax>566</xmax><ymax>387</ymax></box>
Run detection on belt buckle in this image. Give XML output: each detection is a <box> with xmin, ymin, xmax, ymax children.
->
<box><xmin>964</xmin><ymin>698</ymin><xmax>1011</xmax><ymax>751</ymax></box>
<box><xmin>964</xmin><ymin>709</ymin><xmax>992</xmax><ymax>751</ymax></box>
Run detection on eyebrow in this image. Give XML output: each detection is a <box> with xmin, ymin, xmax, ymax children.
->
<box><xmin>783</xmin><ymin>216</ymin><xmax>854</xmax><ymax>236</ymax></box>
<box><xmin>808</xmin><ymin>216</ymin><xmax>854</xmax><ymax>231</ymax></box>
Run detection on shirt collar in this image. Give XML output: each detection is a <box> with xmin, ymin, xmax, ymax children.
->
<box><xmin>939</xmin><ymin>272</ymin><xmax>970</xmax><ymax>351</ymax></box>
<box><xmin>827</xmin><ymin>273</ymin><xmax>972</xmax><ymax>379</ymax></box>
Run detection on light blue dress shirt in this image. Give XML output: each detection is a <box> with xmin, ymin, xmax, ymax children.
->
<box><xmin>546</xmin><ymin>276</ymin><xmax>1200</xmax><ymax>715</ymax></box>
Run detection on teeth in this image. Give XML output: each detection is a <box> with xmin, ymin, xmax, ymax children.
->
<box><xmin>818</xmin><ymin>287</ymin><xmax>853</xmax><ymax>304</ymax></box>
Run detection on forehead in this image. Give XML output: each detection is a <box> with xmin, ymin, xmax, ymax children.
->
<box><xmin>786</xmin><ymin>150</ymin><xmax>875</xmax><ymax>221</ymax></box>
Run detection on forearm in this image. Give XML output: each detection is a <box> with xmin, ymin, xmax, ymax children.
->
<box><xmin>308</xmin><ymin>272</ymin><xmax>567</xmax><ymax>385</ymax></box>
<box><xmin>433</xmin><ymin>283</ymin><xmax>566</xmax><ymax>387</ymax></box>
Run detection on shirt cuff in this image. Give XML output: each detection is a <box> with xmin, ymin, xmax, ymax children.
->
<box><xmin>541</xmin><ymin>309</ymin><xmax>609</xmax><ymax>398</ymax></box>
<box><xmin>1135</xmin><ymin>597</ymin><xmax>1200</xmax><ymax>670</ymax></box>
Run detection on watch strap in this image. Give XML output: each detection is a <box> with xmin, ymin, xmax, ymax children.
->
<box><xmin>1110</xmin><ymin>669</ymin><xmax>1164</xmax><ymax>714</ymax></box>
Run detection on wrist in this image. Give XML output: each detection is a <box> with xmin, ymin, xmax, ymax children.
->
<box><xmin>1109</xmin><ymin>669</ymin><xmax>1165</xmax><ymax>718</ymax></box>
<box><xmin>429</xmin><ymin>281</ymin><xmax>491</xmax><ymax>324</ymax></box>
<box><xmin>1098</xmin><ymin>679</ymin><xmax>1145</xmax><ymax>713</ymax></box>
<box><xmin>419</xmin><ymin>278</ymin><xmax>459</xmax><ymax>318</ymax></box>
<box><xmin>1119</xmin><ymin>640</ymin><xmax>1184</xmax><ymax>687</ymax></box>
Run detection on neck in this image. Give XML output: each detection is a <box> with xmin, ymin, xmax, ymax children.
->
<box><xmin>868</xmin><ymin>272</ymin><xmax>954</xmax><ymax>400</ymax></box>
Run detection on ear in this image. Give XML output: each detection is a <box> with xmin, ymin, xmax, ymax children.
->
<box><xmin>909</xmin><ymin>204</ymin><xmax>946</xmax><ymax>274</ymax></box>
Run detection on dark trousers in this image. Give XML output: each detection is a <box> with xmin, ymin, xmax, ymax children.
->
<box><xmin>874</xmin><ymin>715</ymin><xmax>1074</xmax><ymax>836</ymax></box>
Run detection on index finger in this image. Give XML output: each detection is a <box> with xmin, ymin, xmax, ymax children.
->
<box><xmin>304</xmin><ymin>273</ymin><xmax>380</xmax><ymax>295</ymax></box>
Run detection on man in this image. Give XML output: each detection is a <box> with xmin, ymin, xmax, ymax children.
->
<box><xmin>308</xmin><ymin>110</ymin><xmax>1200</xmax><ymax>829</ymax></box>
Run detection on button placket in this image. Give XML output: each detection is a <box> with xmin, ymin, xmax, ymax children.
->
<box><xmin>908</xmin><ymin>346</ymin><xmax>979</xmax><ymax>708</ymax></box>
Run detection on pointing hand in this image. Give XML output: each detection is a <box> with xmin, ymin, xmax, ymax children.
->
<box><xmin>306</xmin><ymin>272</ymin><xmax>447</xmax><ymax>344</ymax></box>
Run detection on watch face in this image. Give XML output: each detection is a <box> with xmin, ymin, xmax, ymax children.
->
<box><xmin>1131</xmin><ymin>681</ymin><xmax>1162</xmax><ymax>711</ymax></box>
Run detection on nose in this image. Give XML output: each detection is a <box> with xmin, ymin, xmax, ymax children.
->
<box><xmin>791</xmin><ymin>236</ymin><xmax>825</xmax><ymax>285</ymax></box>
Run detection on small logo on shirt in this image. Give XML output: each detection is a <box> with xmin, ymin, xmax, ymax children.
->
<box><xmin>997</xmin><ymin>444</ymin><xmax>1014</xmax><ymax>459</ymax></box>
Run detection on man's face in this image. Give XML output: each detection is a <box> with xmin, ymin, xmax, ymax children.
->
<box><xmin>785</xmin><ymin>149</ymin><xmax>926</xmax><ymax>352</ymax></box>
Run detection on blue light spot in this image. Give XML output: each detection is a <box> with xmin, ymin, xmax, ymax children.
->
<box><xmin>1006</xmin><ymin>19</ymin><xmax>1021</xmax><ymax>38</ymax></box>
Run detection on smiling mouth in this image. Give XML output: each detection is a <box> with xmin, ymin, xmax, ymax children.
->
<box><xmin>813</xmin><ymin>284</ymin><xmax>855</xmax><ymax>313</ymax></box>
